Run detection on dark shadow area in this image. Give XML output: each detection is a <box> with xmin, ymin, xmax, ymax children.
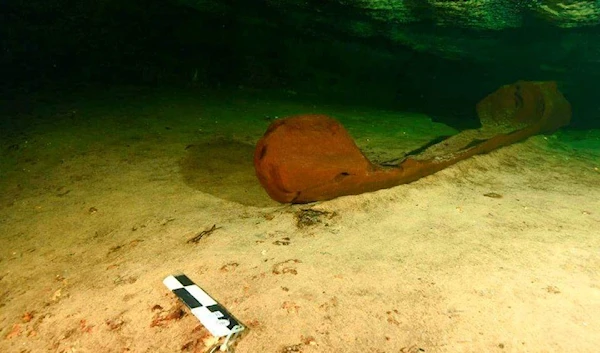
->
<box><xmin>2</xmin><ymin>0</ymin><xmax>599</xmax><ymax>130</ymax></box>
<box><xmin>180</xmin><ymin>139</ymin><xmax>278</xmax><ymax>207</ymax></box>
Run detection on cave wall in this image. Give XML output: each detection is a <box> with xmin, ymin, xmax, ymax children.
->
<box><xmin>1</xmin><ymin>0</ymin><xmax>599</xmax><ymax>128</ymax></box>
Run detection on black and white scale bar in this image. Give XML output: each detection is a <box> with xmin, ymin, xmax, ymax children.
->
<box><xmin>163</xmin><ymin>274</ymin><xmax>244</xmax><ymax>338</ymax></box>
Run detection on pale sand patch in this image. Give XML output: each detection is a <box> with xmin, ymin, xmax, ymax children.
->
<box><xmin>1</xmin><ymin>88</ymin><xmax>599</xmax><ymax>353</ymax></box>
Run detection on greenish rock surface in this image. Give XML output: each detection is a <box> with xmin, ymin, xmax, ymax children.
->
<box><xmin>3</xmin><ymin>0</ymin><xmax>600</xmax><ymax>129</ymax></box>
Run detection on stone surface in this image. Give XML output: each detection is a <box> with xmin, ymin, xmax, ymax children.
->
<box><xmin>175</xmin><ymin>0</ymin><xmax>599</xmax><ymax>130</ymax></box>
<box><xmin>254</xmin><ymin>81</ymin><xmax>572</xmax><ymax>203</ymax></box>
<box><xmin>183</xmin><ymin>1</ymin><xmax>600</xmax><ymax>29</ymax></box>
<box><xmin>179</xmin><ymin>1</ymin><xmax>600</xmax><ymax>65</ymax></box>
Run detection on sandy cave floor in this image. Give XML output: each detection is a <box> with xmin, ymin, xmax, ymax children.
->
<box><xmin>0</xmin><ymin>86</ymin><xmax>600</xmax><ymax>353</ymax></box>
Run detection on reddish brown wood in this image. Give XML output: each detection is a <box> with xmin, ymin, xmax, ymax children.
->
<box><xmin>254</xmin><ymin>81</ymin><xmax>571</xmax><ymax>203</ymax></box>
